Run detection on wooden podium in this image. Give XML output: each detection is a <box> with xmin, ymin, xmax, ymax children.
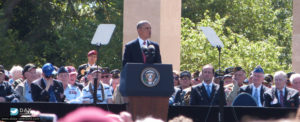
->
<box><xmin>120</xmin><ymin>63</ymin><xmax>174</xmax><ymax>121</ymax></box>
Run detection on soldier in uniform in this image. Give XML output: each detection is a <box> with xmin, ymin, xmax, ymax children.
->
<box><xmin>77</xmin><ymin>50</ymin><xmax>98</xmax><ymax>81</ymax></box>
<box><xmin>225</xmin><ymin>67</ymin><xmax>247</xmax><ymax>105</ymax></box>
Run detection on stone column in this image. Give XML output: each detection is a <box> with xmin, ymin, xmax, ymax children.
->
<box><xmin>123</xmin><ymin>0</ymin><xmax>181</xmax><ymax>71</ymax></box>
<box><xmin>292</xmin><ymin>0</ymin><xmax>300</xmax><ymax>72</ymax></box>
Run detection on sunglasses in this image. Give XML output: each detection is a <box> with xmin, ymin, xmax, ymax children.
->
<box><xmin>174</xmin><ymin>77</ymin><xmax>179</xmax><ymax>80</ymax></box>
<box><xmin>194</xmin><ymin>78</ymin><xmax>200</xmax><ymax>81</ymax></box>
<box><xmin>101</xmin><ymin>75</ymin><xmax>110</xmax><ymax>78</ymax></box>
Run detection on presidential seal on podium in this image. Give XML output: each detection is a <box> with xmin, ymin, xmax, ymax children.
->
<box><xmin>141</xmin><ymin>67</ymin><xmax>160</xmax><ymax>87</ymax></box>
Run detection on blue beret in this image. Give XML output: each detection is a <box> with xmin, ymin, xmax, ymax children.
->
<box><xmin>253</xmin><ymin>65</ymin><xmax>264</xmax><ymax>73</ymax></box>
<box><xmin>42</xmin><ymin>63</ymin><xmax>56</xmax><ymax>77</ymax></box>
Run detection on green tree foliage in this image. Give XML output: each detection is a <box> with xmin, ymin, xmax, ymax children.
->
<box><xmin>0</xmin><ymin>0</ymin><xmax>293</xmax><ymax>74</ymax></box>
<box><xmin>182</xmin><ymin>0</ymin><xmax>292</xmax><ymax>70</ymax></box>
<box><xmin>0</xmin><ymin>0</ymin><xmax>123</xmax><ymax>69</ymax></box>
<box><xmin>181</xmin><ymin>12</ymin><xmax>291</xmax><ymax>74</ymax></box>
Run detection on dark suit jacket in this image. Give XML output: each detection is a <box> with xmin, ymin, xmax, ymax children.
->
<box><xmin>264</xmin><ymin>87</ymin><xmax>299</xmax><ymax>107</ymax></box>
<box><xmin>122</xmin><ymin>39</ymin><xmax>162</xmax><ymax>66</ymax></box>
<box><xmin>0</xmin><ymin>81</ymin><xmax>19</xmax><ymax>102</ymax></box>
<box><xmin>189</xmin><ymin>83</ymin><xmax>226</xmax><ymax>106</ymax></box>
<box><xmin>239</xmin><ymin>85</ymin><xmax>269</xmax><ymax>106</ymax></box>
<box><xmin>31</xmin><ymin>78</ymin><xmax>65</xmax><ymax>102</ymax></box>
<box><xmin>172</xmin><ymin>87</ymin><xmax>186</xmax><ymax>105</ymax></box>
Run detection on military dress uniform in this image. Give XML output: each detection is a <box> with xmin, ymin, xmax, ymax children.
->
<box><xmin>77</xmin><ymin>50</ymin><xmax>98</xmax><ymax>80</ymax></box>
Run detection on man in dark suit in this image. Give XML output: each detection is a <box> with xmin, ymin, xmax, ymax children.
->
<box><xmin>31</xmin><ymin>63</ymin><xmax>65</xmax><ymax>102</ymax></box>
<box><xmin>239</xmin><ymin>66</ymin><xmax>269</xmax><ymax>107</ymax></box>
<box><xmin>77</xmin><ymin>50</ymin><xmax>98</xmax><ymax>80</ymax></box>
<box><xmin>189</xmin><ymin>64</ymin><xmax>225</xmax><ymax>105</ymax></box>
<box><xmin>264</xmin><ymin>71</ymin><xmax>299</xmax><ymax>107</ymax></box>
<box><xmin>0</xmin><ymin>67</ymin><xmax>19</xmax><ymax>102</ymax></box>
<box><xmin>122</xmin><ymin>20</ymin><xmax>162</xmax><ymax>66</ymax></box>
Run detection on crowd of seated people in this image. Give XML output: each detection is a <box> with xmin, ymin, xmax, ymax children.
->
<box><xmin>0</xmin><ymin>50</ymin><xmax>121</xmax><ymax>104</ymax></box>
<box><xmin>0</xmin><ymin>50</ymin><xmax>299</xmax><ymax>108</ymax></box>
<box><xmin>169</xmin><ymin>64</ymin><xmax>300</xmax><ymax>108</ymax></box>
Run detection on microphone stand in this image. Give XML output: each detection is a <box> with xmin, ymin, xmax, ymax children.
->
<box><xmin>217</xmin><ymin>46</ymin><xmax>224</xmax><ymax>122</ymax></box>
<box><xmin>93</xmin><ymin>44</ymin><xmax>101</xmax><ymax>105</ymax></box>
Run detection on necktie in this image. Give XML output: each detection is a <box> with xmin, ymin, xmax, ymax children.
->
<box><xmin>207</xmin><ymin>85</ymin><xmax>211</xmax><ymax>97</ymax></box>
<box><xmin>280</xmin><ymin>90</ymin><xmax>284</xmax><ymax>107</ymax></box>
<box><xmin>142</xmin><ymin>41</ymin><xmax>147</xmax><ymax>63</ymax></box>
<box><xmin>254</xmin><ymin>88</ymin><xmax>259</xmax><ymax>104</ymax></box>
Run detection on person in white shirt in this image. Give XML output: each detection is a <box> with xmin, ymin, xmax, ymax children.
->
<box><xmin>57</xmin><ymin>66</ymin><xmax>81</xmax><ymax>103</ymax></box>
<box><xmin>99</xmin><ymin>67</ymin><xmax>114</xmax><ymax>93</ymax></box>
<box><xmin>80</xmin><ymin>67</ymin><xmax>113</xmax><ymax>104</ymax></box>
<box><xmin>64</xmin><ymin>84</ymin><xmax>82</xmax><ymax>103</ymax></box>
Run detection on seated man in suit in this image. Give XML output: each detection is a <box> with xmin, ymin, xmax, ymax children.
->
<box><xmin>264</xmin><ymin>71</ymin><xmax>299</xmax><ymax>107</ymax></box>
<box><xmin>189</xmin><ymin>64</ymin><xmax>225</xmax><ymax>106</ymax></box>
<box><xmin>122</xmin><ymin>20</ymin><xmax>161</xmax><ymax>66</ymax></box>
<box><xmin>31</xmin><ymin>63</ymin><xmax>65</xmax><ymax>102</ymax></box>
<box><xmin>0</xmin><ymin>67</ymin><xmax>19</xmax><ymax>102</ymax></box>
<box><xmin>239</xmin><ymin>66</ymin><xmax>269</xmax><ymax>107</ymax></box>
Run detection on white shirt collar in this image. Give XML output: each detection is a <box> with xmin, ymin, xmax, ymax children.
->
<box><xmin>251</xmin><ymin>83</ymin><xmax>262</xmax><ymax>91</ymax></box>
<box><xmin>203</xmin><ymin>81</ymin><xmax>213</xmax><ymax>87</ymax></box>
<box><xmin>138</xmin><ymin>36</ymin><xmax>148</xmax><ymax>48</ymax></box>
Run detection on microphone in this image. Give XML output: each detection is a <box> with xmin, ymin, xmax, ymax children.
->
<box><xmin>141</xmin><ymin>45</ymin><xmax>149</xmax><ymax>56</ymax></box>
<box><xmin>148</xmin><ymin>45</ymin><xmax>155</xmax><ymax>56</ymax></box>
<box><xmin>146</xmin><ymin>45</ymin><xmax>155</xmax><ymax>64</ymax></box>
